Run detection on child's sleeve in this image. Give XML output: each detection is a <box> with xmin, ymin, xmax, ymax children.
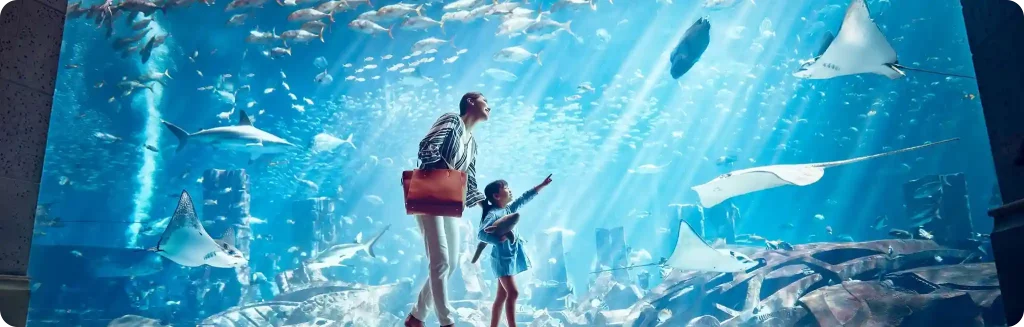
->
<box><xmin>507</xmin><ymin>189</ymin><xmax>539</xmax><ymax>213</ymax></box>
<box><xmin>478</xmin><ymin>212</ymin><xmax>504</xmax><ymax>245</ymax></box>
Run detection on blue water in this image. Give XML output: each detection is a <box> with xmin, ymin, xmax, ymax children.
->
<box><xmin>28</xmin><ymin>0</ymin><xmax>997</xmax><ymax>325</ymax></box>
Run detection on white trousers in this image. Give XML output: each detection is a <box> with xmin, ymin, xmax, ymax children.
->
<box><xmin>410</xmin><ymin>215</ymin><xmax>461</xmax><ymax>326</ymax></box>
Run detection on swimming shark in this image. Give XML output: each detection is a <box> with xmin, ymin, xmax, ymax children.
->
<box><xmin>162</xmin><ymin>110</ymin><xmax>300</xmax><ymax>163</ymax></box>
<box><xmin>692</xmin><ymin>138</ymin><xmax>959</xmax><ymax>208</ymax></box>
<box><xmin>306</xmin><ymin>225</ymin><xmax>390</xmax><ymax>270</ymax></box>
<box><xmin>665</xmin><ymin>219</ymin><xmax>759</xmax><ymax>272</ymax></box>
<box><xmin>792</xmin><ymin>0</ymin><xmax>975</xmax><ymax>80</ymax></box>
<box><xmin>147</xmin><ymin>190</ymin><xmax>248</xmax><ymax>268</ymax></box>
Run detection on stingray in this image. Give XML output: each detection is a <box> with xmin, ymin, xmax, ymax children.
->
<box><xmin>146</xmin><ymin>190</ymin><xmax>248</xmax><ymax>268</ymax></box>
<box><xmin>792</xmin><ymin>0</ymin><xmax>975</xmax><ymax>80</ymax></box>
<box><xmin>665</xmin><ymin>219</ymin><xmax>760</xmax><ymax>272</ymax></box>
<box><xmin>692</xmin><ymin>138</ymin><xmax>959</xmax><ymax>208</ymax></box>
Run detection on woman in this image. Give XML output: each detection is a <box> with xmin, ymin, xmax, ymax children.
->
<box><xmin>405</xmin><ymin>92</ymin><xmax>491</xmax><ymax>327</ymax></box>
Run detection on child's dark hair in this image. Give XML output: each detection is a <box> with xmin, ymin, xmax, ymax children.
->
<box><xmin>480</xmin><ymin>180</ymin><xmax>508</xmax><ymax>223</ymax></box>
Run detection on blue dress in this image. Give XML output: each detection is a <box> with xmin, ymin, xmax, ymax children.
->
<box><xmin>478</xmin><ymin>189</ymin><xmax>537</xmax><ymax>277</ymax></box>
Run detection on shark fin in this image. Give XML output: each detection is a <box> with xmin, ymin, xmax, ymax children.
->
<box><xmin>238</xmin><ymin>110</ymin><xmax>253</xmax><ymax>126</ymax></box>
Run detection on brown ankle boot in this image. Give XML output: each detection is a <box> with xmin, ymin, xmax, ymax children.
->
<box><xmin>404</xmin><ymin>315</ymin><xmax>424</xmax><ymax>327</ymax></box>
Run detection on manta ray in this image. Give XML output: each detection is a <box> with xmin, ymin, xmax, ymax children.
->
<box><xmin>306</xmin><ymin>225</ymin><xmax>391</xmax><ymax>270</ymax></box>
<box><xmin>147</xmin><ymin>190</ymin><xmax>248</xmax><ymax>268</ymax></box>
<box><xmin>793</xmin><ymin>0</ymin><xmax>975</xmax><ymax>80</ymax></box>
<box><xmin>692</xmin><ymin>138</ymin><xmax>959</xmax><ymax>208</ymax></box>
<box><xmin>665</xmin><ymin>219</ymin><xmax>760</xmax><ymax>272</ymax></box>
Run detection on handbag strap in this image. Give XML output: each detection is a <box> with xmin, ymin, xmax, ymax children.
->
<box><xmin>416</xmin><ymin>154</ymin><xmax>453</xmax><ymax>170</ymax></box>
<box><xmin>405</xmin><ymin>157</ymin><xmax>454</xmax><ymax>185</ymax></box>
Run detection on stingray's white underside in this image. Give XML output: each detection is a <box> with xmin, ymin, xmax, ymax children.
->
<box><xmin>665</xmin><ymin>219</ymin><xmax>759</xmax><ymax>273</ymax></box>
<box><xmin>692</xmin><ymin>165</ymin><xmax>826</xmax><ymax>208</ymax></box>
<box><xmin>156</xmin><ymin>192</ymin><xmax>239</xmax><ymax>268</ymax></box>
<box><xmin>804</xmin><ymin>0</ymin><xmax>900</xmax><ymax>79</ymax></box>
<box><xmin>158</xmin><ymin>227</ymin><xmax>224</xmax><ymax>267</ymax></box>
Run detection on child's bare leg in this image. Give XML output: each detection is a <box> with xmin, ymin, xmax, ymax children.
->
<box><xmin>498</xmin><ymin>276</ymin><xmax>519</xmax><ymax>327</ymax></box>
<box><xmin>489</xmin><ymin>282</ymin><xmax>507</xmax><ymax>327</ymax></box>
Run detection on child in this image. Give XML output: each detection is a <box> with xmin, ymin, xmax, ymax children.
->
<box><xmin>478</xmin><ymin>175</ymin><xmax>553</xmax><ymax>327</ymax></box>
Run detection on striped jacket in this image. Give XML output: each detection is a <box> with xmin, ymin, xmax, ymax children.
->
<box><xmin>418</xmin><ymin>113</ymin><xmax>485</xmax><ymax>208</ymax></box>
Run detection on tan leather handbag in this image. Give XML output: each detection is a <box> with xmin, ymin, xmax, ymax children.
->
<box><xmin>402</xmin><ymin>168</ymin><xmax>467</xmax><ymax>217</ymax></box>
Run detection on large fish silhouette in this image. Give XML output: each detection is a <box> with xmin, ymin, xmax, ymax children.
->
<box><xmin>669</xmin><ymin>17</ymin><xmax>711</xmax><ymax>79</ymax></box>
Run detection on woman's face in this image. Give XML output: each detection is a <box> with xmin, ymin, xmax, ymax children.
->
<box><xmin>471</xmin><ymin>96</ymin><xmax>491</xmax><ymax>121</ymax></box>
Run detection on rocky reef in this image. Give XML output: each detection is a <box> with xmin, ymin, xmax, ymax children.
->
<box><xmin>101</xmin><ymin>239</ymin><xmax>1001</xmax><ymax>327</ymax></box>
<box><xmin>621</xmin><ymin>239</ymin><xmax>1002</xmax><ymax>327</ymax></box>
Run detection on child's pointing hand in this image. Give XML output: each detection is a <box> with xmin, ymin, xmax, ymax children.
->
<box><xmin>539</xmin><ymin>174</ymin><xmax>553</xmax><ymax>187</ymax></box>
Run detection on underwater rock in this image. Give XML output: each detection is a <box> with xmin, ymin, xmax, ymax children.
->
<box><xmin>200</xmin><ymin>301</ymin><xmax>301</xmax><ymax>327</ymax></box>
<box><xmin>618</xmin><ymin>240</ymin><xmax>1000</xmax><ymax>327</ymax></box>
<box><xmin>107</xmin><ymin>315</ymin><xmax>165</xmax><ymax>327</ymax></box>
<box><xmin>595</xmin><ymin>227</ymin><xmax>632</xmax><ymax>284</ymax></box>
<box><xmin>605</xmin><ymin>283</ymin><xmax>645</xmax><ymax>311</ymax></box>
<box><xmin>453</xmin><ymin>306</ymin><xmax>489</xmax><ymax>327</ymax></box>
<box><xmin>453</xmin><ymin>220</ymin><xmax>489</xmax><ymax>301</ymax></box>
<box><xmin>291</xmin><ymin>197</ymin><xmax>339</xmax><ymax>260</ymax></box>
<box><xmin>530</xmin><ymin>230</ymin><xmax>574</xmax><ymax>311</ymax></box>
<box><xmin>283</xmin><ymin>281</ymin><xmax>412</xmax><ymax>326</ymax></box>
<box><xmin>284</xmin><ymin>318</ymin><xmax>338</xmax><ymax>327</ymax></box>
<box><xmin>202</xmin><ymin>169</ymin><xmax>253</xmax><ymax>230</ymax></box>
<box><xmin>895</xmin><ymin>263</ymin><xmax>1003</xmax><ymax>323</ymax></box>
<box><xmin>902</xmin><ymin>173</ymin><xmax>974</xmax><ymax>243</ymax></box>
<box><xmin>531</xmin><ymin>280</ymin><xmax>575</xmax><ymax>311</ymax></box>
<box><xmin>592</xmin><ymin>308</ymin><xmax>634</xmax><ymax>326</ymax></box>
<box><xmin>683</xmin><ymin>315</ymin><xmax>722</xmax><ymax>327</ymax></box>
<box><xmin>530</xmin><ymin>309</ymin><xmax>567</xmax><ymax>327</ymax></box>
<box><xmin>276</xmin><ymin>266</ymin><xmax>334</xmax><ymax>295</ymax></box>
<box><xmin>565</xmin><ymin>273</ymin><xmax>645</xmax><ymax>326</ymax></box>
<box><xmin>446</xmin><ymin>300</ymin><xmax>538</xmax><ymax>326</ymax></box>
<box><xmin>199</xmin><ymin>169</ymin><xmax>255</xmax><ymax>307</ymax></box>
<box><xmin>273</xmin><ymin>281</ymin><xmax>361</xmax><ymax>302</ymax></box>
<box><xmin>457</xmin><ymin>247</ymin><xmax>489</xmax><ymax>300</ymax></box>
<box><xmin>637</xmin><ymin>271</ymin><xmax>652</xmax><ymax>290</ymax></box>
<box><xmin>800</xmin><ymin>280</ymin><xmax>984</xmax><ymax>326</ymax></box>
<box><xmin>701</xmin><ymin>200</ymin><xmax>739</xmax><ymax>244</ymax></box>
